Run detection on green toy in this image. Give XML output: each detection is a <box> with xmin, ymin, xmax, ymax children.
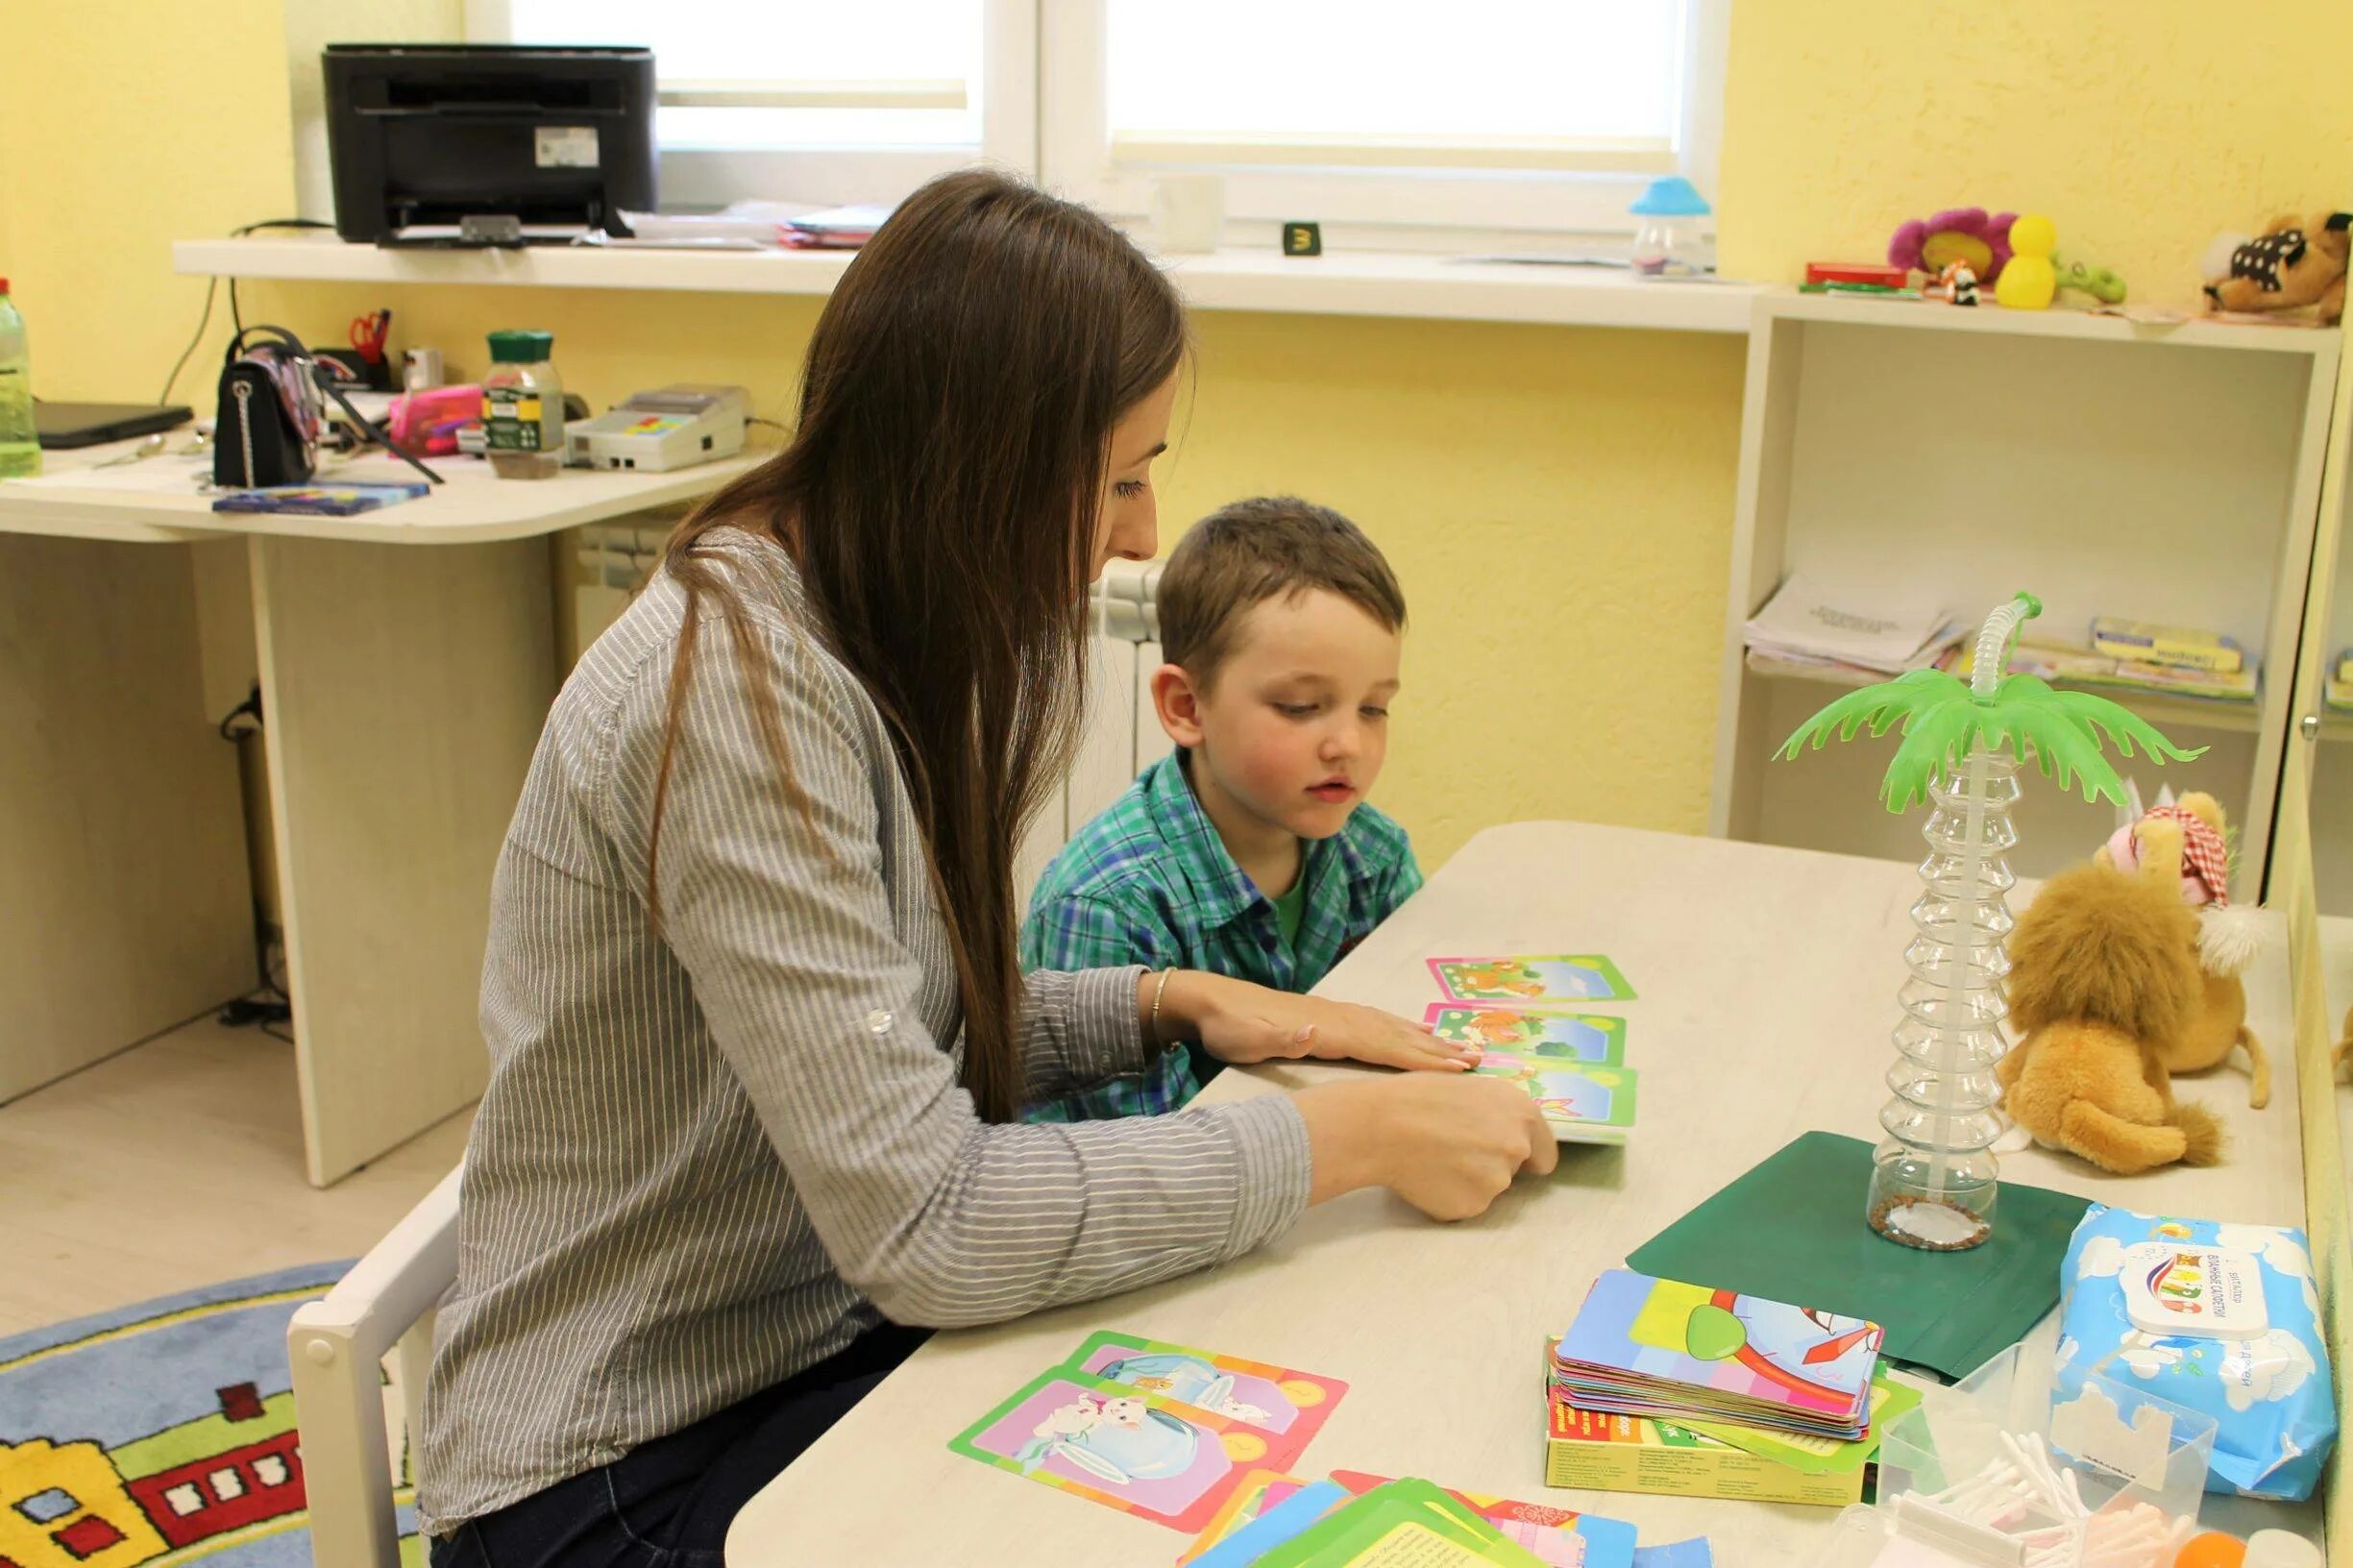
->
<box><xmin>1777</xmin><ymin>592</ymin><xmax>2201</xmax><ymax>1251</ymax></box>
<box><xmin>2054</xmin><ymin>256</ymin><xmax>2127</xmax><ymax>305</ymax></box>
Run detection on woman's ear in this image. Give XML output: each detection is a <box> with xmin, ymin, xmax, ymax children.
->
<box><xmin>1150</xmin><ymin>662</ymin><xmax>1207</xmax><ymax>748</ymax></box>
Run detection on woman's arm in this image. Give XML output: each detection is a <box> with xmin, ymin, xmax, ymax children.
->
<box><xmin>609</xmin><ymin>614</ymin><xmax>1312</xmax><ymax>1327</ymax></box>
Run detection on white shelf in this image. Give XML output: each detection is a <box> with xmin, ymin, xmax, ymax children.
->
<box><xmin>1765</xmin><ymin>289</ymin><xmax>2339</xmax><ymax>356</ymax></box>
<box><xmin>172</xmin><ymin>233</ymin><xmax>1764</xmax><ymax>333</ymax></box>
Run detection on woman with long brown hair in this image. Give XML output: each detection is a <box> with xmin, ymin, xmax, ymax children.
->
<box><xmin>418</xmin><ymin>170</ymin><xmax>1554</xmax><ymax>1567</ymax></box>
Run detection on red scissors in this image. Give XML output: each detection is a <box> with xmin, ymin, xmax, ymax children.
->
<box><xmin>348</xmin><ymin>309</ymin><xmax>392</xmax><ymax>365</ymax></box>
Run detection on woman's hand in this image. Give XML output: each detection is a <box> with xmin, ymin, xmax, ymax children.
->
<box><xmin>1294</xmin><ymin>1076</ymin><xmax>1557</xmax><ymax>1220</ymax></box>
<box><xmin>1150</xmin><ymin>971</ymin><xmax>1478</xmax><ymax>1074</ymax></box>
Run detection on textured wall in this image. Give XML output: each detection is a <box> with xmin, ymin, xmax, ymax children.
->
<box><xmin>242</xmin><ymin>282</ymin><xmax>1749</xmax><ymax>870</ymax></box>
<box><xmin>1718</xmin><ymin>2</ymin><xmax>2353</xmax><ymax>303</ymax></box>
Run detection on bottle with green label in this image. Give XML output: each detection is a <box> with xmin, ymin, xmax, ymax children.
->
<box><xmin>0</xmin><ymin>280</ymin><xmax>38</xmax><ymax>478</ymax></box>
<box><xmin>481</xmin><ymin>329</ymin><xmax>563</xmax><ymax>478</ymax></box>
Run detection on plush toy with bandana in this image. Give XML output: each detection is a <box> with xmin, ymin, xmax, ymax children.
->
<box><xmin>2094</xmin><ymin>788</ymin><xmax>2269</xmax><ymax>1108</ymax></box>
<box><xmin>2202</xmin><ymin>211</ymin><xmax>2350</xmax><ymax>325</ymax></box>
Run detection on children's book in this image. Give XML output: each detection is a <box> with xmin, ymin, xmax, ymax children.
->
<box><xmin>210</xmin><ymin>482</ymin><xmax>429</xmax><ymax>515</ymax></box>
<box><xmin>1423</xmin><ymin>1005</ymin><xmax>1626</xmax><ymax>1065</ymax></box>
<box><xmin>1428</xmin><ymin>955</ymin><xmax>1635</xmax><ymax>1004</ymax></box>
<box><xmin>1552</xmin><ymin>1271</ymin><xmax>1881</xmax><ymax>1441</ymax></box>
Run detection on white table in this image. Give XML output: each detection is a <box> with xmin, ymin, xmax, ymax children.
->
<box><xmin>0</xmin><ymin>437</ymin><xmax>762</xmax><ymax>1183</ymax></box>
<box><xmin>728</xmin><ymin>822</ymin><xmax>2318</xmax><ymax>1565</ymax></box>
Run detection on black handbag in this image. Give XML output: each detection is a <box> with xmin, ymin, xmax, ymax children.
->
<box><xmin>214</xmin><ymin>326</ymin><xmax>323</xmax><ymax>488</ymax></box>
<box><xmin>213</xmin><ymin>324</ymin><xmax>441</xmax><ymax>490</ymax></box>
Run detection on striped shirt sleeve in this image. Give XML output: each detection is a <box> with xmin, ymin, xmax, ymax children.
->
<box><xmin>605</xmin><ymin>609</ymin><xmax>1311</xmax><ymax>1328</ymax></box>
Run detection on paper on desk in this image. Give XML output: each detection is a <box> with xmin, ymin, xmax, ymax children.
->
<box><xmin>7</xmin><ymin>456</ymin><xmax>214</xmax><ymax>496</ymax></box>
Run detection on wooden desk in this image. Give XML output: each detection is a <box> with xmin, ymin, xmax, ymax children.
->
<box><xmin>729</xmin><ymin>822</ymin><xmax>2319</xmax><ymax>1564</ymax></box>
<box><xmin>0</xmin><ymin>439</ymin><xmax>762</xmax><ymax>1183</ymax></box>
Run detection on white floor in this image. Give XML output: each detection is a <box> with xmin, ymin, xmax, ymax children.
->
<box><xmin>0</xmin><ymin>1011</ymin><xmax>473</xmax><ymax>1339</ymax></box>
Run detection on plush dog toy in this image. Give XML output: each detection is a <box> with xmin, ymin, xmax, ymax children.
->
<box><xmin>2202</xmin><ymin>211</ymin><xmax>2350</xmax><ymax>324</ymax></box>
<box><xmin>1997</xmin><ymin>849</ymin><xmax>2223</xmax><ymax>1176</ymax></box>
<box><xmin>2094</xmin><ymin>792</ymin><xmax>2269</xmax><ymax>1108</ymax></box>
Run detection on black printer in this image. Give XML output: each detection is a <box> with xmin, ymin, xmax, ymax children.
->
<box><xmin>322</xmin><ymin>44</ymin><xmax>657</xmax><ymax>246</ymax></box>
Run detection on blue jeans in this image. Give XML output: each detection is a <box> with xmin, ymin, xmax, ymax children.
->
<box><xmin>429</xmin><ymin>1323</ymin><xmax>928</xmax><ymax>1568</ymax></box>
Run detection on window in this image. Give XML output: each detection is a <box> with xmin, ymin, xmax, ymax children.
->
<box><xmin>207</xmin><ymin>1468</ymin><xmax>245</xmax><ymax>1503</ymax></box>
<box><xmin>466</xmin><ymin>0</ymin><xmax>1034</xmax><ymax>209</ymax></box>
<box><xmin>163</xmin><ymin>1483</ymin><xmax>205</xmax><ymax>1517</ymax></box>
<box><xmin>1045</xmin><ymin>0</ymin><xmax>1726</xmax><ymax>242</ymax></box>
<box><xmin>253</xmin><ymin>1455</ymin><xmax>292</xmax><ymax>1488</ymax></box>
<box><xmin>13</xmin><ymin>1489</ymin><xmax>77</xmax><ymax>1525</ymax></box>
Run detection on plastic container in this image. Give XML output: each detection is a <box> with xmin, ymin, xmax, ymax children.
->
<box><xmin>0</xmin><ymin>281</ymin><xmax>38</xmax><ymax>478</ymax></box>
<box><xmin>1867</xmin><ymin>599</ymin><xmax>2037</xmax><ymax>1251</ymax></box>
<box><xmin>1829</xmin><ymin>1342</ymin><xmax>2217</xmax><ymax>1568</ymax></box>
<box><xmin>1629</xmin><ymin>176</ymin><xmax>1715</xmax><ymax>279</ymax></box>
<box><xmin>482</xmin><ymin>329</ymin><xmax>563</xmax><ymax>479</ymax></box>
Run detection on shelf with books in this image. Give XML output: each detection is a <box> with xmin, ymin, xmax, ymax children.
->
<box><xmin>1713</xmin><ymin>299</ymin><xmax>2340</xmax><ymax>899</ymax></box>
<box><xmin>1741</xmin><ymin>648</ymin><xmax>2264</xmax><ymax>737</ymax></box>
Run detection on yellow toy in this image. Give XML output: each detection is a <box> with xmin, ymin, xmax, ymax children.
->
<box><xmin>1995</xmin><ymin>215</ymin><xmax>2058</xmax><ymax>309</ymax></box>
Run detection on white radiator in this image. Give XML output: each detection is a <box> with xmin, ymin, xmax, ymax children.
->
<box><xmin>1017</xmin><ymin>557</ymin><xmax>1167</xmax><ymax>902</ymax></box>
<box><xmin>573</xmin><ymin>527</ymin><xmax>1167</xmax><ymax>905</ymax></box>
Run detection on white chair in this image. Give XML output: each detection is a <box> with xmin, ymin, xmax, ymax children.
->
<box><xmin>288</xmin><ymin>1164</ymin><xmax>462</xmax><ymax>1568</ymax></box>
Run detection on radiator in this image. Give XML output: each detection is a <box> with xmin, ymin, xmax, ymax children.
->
<box><xmin>573</xmin><ymin>528</ymin><xmax>1166</xmax><ymax>904</ymax></box>
<box><xmin>1017</xmin><ymin>557</ymin><xmax>1167</xmax><ymax>902</ymax></box>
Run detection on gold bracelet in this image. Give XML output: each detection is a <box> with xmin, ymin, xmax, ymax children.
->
<box><xmin>1150</xmin><ymin>969</ymin><xmax>1175</xmax><ymax>1047</ymax></box>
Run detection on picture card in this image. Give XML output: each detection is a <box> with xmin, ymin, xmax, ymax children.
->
<box><xmin>1423</xmin><ymin>1005</ymin><xmax>1627</xmax><ymax>1065</ymax></box>
<box><xmin>1428</xmin><ymin>956</ymin><xmax>1635</xmax><ymax>1004</ymax></box>
<box><xmin>1065</xmin><ymin>1331</ymin><xmax>1345</xmax><ymax>1447</ymax></box>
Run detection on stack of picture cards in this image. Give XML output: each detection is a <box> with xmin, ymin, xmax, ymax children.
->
<box><xmin>948</xmin><ymin>1332</ymin><xmax>1347</xmax><ymax>1533</ymax></box>
<box><xmin>1552</xmin><ymin>1271</ymin><xmax>1882</xmax><ymax>1443</ymax></box>
<box><xmin>1424</xmin><ymin>955</ymin><xmax>1639</xmax><ymax>1144</ymax></box>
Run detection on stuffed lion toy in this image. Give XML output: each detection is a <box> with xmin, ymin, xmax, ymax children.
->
<box><xmin>1996</xmin><ymin>845</ymin><xmax>2223</xmax><ymax>1176</ymax></box>
<box><xmin>2203</xmin><ymin>211</ymin><xmax>2350</xmax><ymax>325</ymax></box>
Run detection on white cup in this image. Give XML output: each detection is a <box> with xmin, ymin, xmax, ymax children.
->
<box><xmin>1150</xmin><ymin>175</ymin><xmax>1225</xmax><ymax>254</ymax></box>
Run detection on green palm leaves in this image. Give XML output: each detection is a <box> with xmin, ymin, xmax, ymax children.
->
<box><xmin>1778</xmin><ymin>667</ymin><xmax>2205</xmax><ymax>813</ymax></box>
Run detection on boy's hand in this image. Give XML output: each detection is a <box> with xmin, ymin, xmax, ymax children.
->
<box><xmin>1164</xmin><ymin>972</ymin><xmax>1479</xmax><ymax>1073</ymax></box>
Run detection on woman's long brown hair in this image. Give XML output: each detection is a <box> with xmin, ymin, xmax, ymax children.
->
<box><xmin>647</xmin><ymin>169</ymin><xmax>1187</xmax><ymax>1123</ymax></box>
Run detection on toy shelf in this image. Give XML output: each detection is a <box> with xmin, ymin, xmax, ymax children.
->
<box><xmin>1712</xmin><ymin>297</ymin><xmax>2342</xmax><ymax>898</ymax></box>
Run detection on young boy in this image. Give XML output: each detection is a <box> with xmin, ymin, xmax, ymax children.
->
<box><xmin>1020</xmin><ymin>496</ymin><xmax>1421</xmax><ymax>1121</ymax></box>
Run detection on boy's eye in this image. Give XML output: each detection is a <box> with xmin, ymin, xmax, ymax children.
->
<box><xmin>1360</xmin><ymin>705</ymin><xmax>1389</xmax><ymax>720</ymax></box>
<box><xmin>1274</xmin><ymin>701</ymin><xmax>1318</xmax><ymax>718</ymax></box>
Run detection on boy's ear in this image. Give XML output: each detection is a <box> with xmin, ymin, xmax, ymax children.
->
<box><xmin>1149</xmin><ymin>662</ymin><xmax>1208</xmax><ymax>748</ymax></box>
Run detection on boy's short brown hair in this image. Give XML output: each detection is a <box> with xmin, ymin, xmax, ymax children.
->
<box><xmin>1156</xmin><ymin>497</ymin><xmax>1406</xmax><ymax>687</ymax></box>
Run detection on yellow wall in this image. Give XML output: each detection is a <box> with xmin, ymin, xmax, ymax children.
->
<box><xmin>1717</xmin><ymin>1</ymin><xmax>2353</xmax><ymax>302</ymax></box>
<box><xmin>6</xmin><ymin>4</ymin><xmax>2346</xmax><ymax>866</ymax></box>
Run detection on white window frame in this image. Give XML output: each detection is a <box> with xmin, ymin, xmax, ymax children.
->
<box><xmin>461</xmin><ymin>0</ymin><xmax>1038</xmax><ymax>210</ymax></box>
<box><xmin>1041</xmin><ymin>0</ymin><xmax>1728</xmax><ymax>247</ymax></box>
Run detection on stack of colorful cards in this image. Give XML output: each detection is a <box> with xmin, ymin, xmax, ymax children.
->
<box><xmin>1425</xmin><ymin>955</ymin><xmax>1639</xmax><ymax>1144</ymax></box>
<box><xmin>948</xmin><ymin>1332</ymin><xmax>1346</xmax><ymax>1534</ymax></box>
<box><xmin>1551</xmin><ymin>1271</ymin><xmax>1883</xmax><ymax>1442</ymax></box>
<box><xmin>1180</xmin><ymin>1470</ymin><xmax>1710</xmax><ymax>1568</ymax></box>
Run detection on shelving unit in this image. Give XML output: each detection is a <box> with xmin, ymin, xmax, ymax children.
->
<box><xmin>1713</xmin><ymin>294</ymin><xmax>2341</xmax><ymax>896</ymax></box>
<box><xmin>172</xmin><ymin>233</ymin><xmax>1764</xmax><ymax>333</ymax></box>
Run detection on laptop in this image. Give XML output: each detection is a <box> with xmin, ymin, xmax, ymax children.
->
<box><xmin>36</xmin><ymin>401</ymin><xmax>193</xmax><ymax>450</ymax></box>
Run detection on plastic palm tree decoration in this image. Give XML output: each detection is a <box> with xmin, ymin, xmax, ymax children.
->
<box><xmin>1778</xmin><ymin>591</ymin><xmax>2204</xmax><ymax>1251</ymax></box>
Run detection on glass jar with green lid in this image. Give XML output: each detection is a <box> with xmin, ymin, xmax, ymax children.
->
<box><xmin>482</xmin><ymin>329</ymin><xmax>564</xmax><ymax>478</ymax></box>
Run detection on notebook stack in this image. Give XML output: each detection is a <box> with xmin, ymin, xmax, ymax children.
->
<box><xmin>1543</xmin><ymin>1270</ymin><xmax>1907</xmax><ymax>1507</ymax></box>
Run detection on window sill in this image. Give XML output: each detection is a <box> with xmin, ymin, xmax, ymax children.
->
<box><xmin>172</xmin><ymin>234</ymin><xmax>1763</xmax><ymax>333</ymax></box>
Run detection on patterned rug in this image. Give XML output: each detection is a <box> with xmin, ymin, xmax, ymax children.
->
<box><xmin>0</xmin><ymin>1263</ymin><xmax>427</xmax><ymax>1567</ymax></box>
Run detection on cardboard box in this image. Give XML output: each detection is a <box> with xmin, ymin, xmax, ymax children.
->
<box><xmin>1544</xmin><ymin>1399</ymin><xmax>1866</xmax><ymax>1507</ymax></box>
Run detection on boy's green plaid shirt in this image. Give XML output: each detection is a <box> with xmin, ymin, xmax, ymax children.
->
<box><xmin>1017</xmin><ymin>752</ymin><xmax>1422</xmax><ymax>1121</ymax></box>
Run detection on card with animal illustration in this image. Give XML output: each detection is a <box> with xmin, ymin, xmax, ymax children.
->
<box><xmin>947</xmin><ymin>1370</ymin><xmax>1303</xmax><ymax>1532</ymax></box>
<box><xmin>1422</xmin><ymin>1005</ymin><xmax>1626</xmax><ymax>1066</ymax></box>
<box><xmin>1470</xmin><ymin>1058</ymin><xmax>1637</xmax><ymax>1144</ymax></box>
<box><xmin>1064</xmin><ymin>1331</ymin><xmax>1346</xmax><ymax>1446</ymax></box>
<box><xmin>1428</xmin><ymin>955</ymin><xmax>1635</xmax><ymax>1004</ymax></box>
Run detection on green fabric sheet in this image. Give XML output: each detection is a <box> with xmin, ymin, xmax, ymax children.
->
<box><xmin>1624</xmin><ymin>1131</ymin><xmax>2091</xmax><ymax>1381</ymax></box>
